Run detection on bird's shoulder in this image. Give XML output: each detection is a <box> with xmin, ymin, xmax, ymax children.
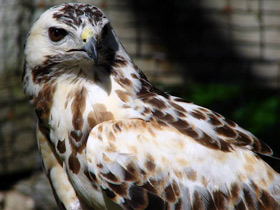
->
<box><xmin>131</xmin><ymin>82</ymin><xmax>273</xmax><ymax>157</ymax></box>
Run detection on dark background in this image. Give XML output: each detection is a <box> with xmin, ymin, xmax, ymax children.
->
<box><xmin>131</xmin><ymin>0</ymin><xmax>280</xmax><ymax>154</ymax></box>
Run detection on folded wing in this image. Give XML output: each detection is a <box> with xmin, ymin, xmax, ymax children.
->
<box><xmin>85</xmin><ymin>119</ymin><xmax>280</xmax><ymax>210</ymax></box>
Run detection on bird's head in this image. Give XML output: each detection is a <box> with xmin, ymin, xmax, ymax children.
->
<box><xmin>24</xmin><ymin>3</ymin><xmax>126</xmax><ymax>85</ymax></box>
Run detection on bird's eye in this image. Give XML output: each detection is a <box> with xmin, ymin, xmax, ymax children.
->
<box><xmin>48</xmin><ymin>27</ymin><xmax>67</xmax><ymax>42</ymax></box>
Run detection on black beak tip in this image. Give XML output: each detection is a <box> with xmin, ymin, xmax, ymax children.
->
<box><xmin>91</xmin><ymin>50</ymin><xmax>98</xmax><ymax>65</ymax></box>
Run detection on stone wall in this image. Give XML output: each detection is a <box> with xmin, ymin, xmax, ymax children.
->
<box><xmin>200</xmin><ymin>0</ymin><xmax>280</xmax><ymax>88</ymax></box>
<box><xmin>0</xmin><ymin>0</ymin><xmax>279</xmax><ymax>209</ymax></box>
<box><xmin>1</xmin><ymin>0</ymin><xmax>280</xmax><ymax>84</ymax></box>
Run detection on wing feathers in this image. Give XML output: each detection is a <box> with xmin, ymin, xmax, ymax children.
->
<box><xmin>86</xmin><ymin>119</ymin><xmax>280</xmax><ymax>209</ymax></box>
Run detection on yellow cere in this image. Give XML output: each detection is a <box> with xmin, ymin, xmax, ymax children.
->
<box><xmin>81</xmin><ymin>28</ymin><xmax>94</xmax><ymax>42</ymax></box>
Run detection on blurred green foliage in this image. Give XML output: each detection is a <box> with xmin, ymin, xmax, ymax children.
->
<box><xmin>234</xmin><ymin>96</ymin><xmax>280</xmax><ymax>135</ymax></box>
<box><xmin>185</xmin><ymin>83</ymin><xmax>241</xmax><ymax>106</ymax></box>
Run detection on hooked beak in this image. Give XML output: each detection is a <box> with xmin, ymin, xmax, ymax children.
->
<box><xmin>67</xmin><ymin>28</ymin><xmax>98</xmax><ymax>64</ymax></box>
<box><xmin>82</xmin><ymin>37</ymin><xmax>98</xmax><ymax>65</ymax></box>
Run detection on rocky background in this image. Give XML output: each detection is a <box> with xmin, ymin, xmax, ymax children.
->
<box><xmin>0</xmin><ymin>0</ymin><xmax>280</xmax><ymax>209</ymax></box>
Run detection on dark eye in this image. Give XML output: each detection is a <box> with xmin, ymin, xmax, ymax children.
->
<box><xmin>48</xmin><ymin>27</ymin><xmax>67</xmax><ymax>42</ymax></box>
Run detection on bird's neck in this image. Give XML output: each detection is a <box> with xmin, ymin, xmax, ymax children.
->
<box><xmin>24</xmin><ymin>51</ymin><xmax>147</xmax><ymax>120</ymax></box>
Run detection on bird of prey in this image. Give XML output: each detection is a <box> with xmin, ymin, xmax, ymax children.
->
<box><xmin>22</xmin><ymin>3</ymin><xmax>280</xmax><ymax>210</ymax></box>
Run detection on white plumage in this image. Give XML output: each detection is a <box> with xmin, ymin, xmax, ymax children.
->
<box><xmin>23</xmin><ymin>3</ymin><xmax>280</xmax><ymax>210</ymax></box>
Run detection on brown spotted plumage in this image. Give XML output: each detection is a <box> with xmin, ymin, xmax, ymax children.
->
<box><xmin>23</xmin><ymin>3</ymin><xmax>280</xmax><ymax>210</ymax></box>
